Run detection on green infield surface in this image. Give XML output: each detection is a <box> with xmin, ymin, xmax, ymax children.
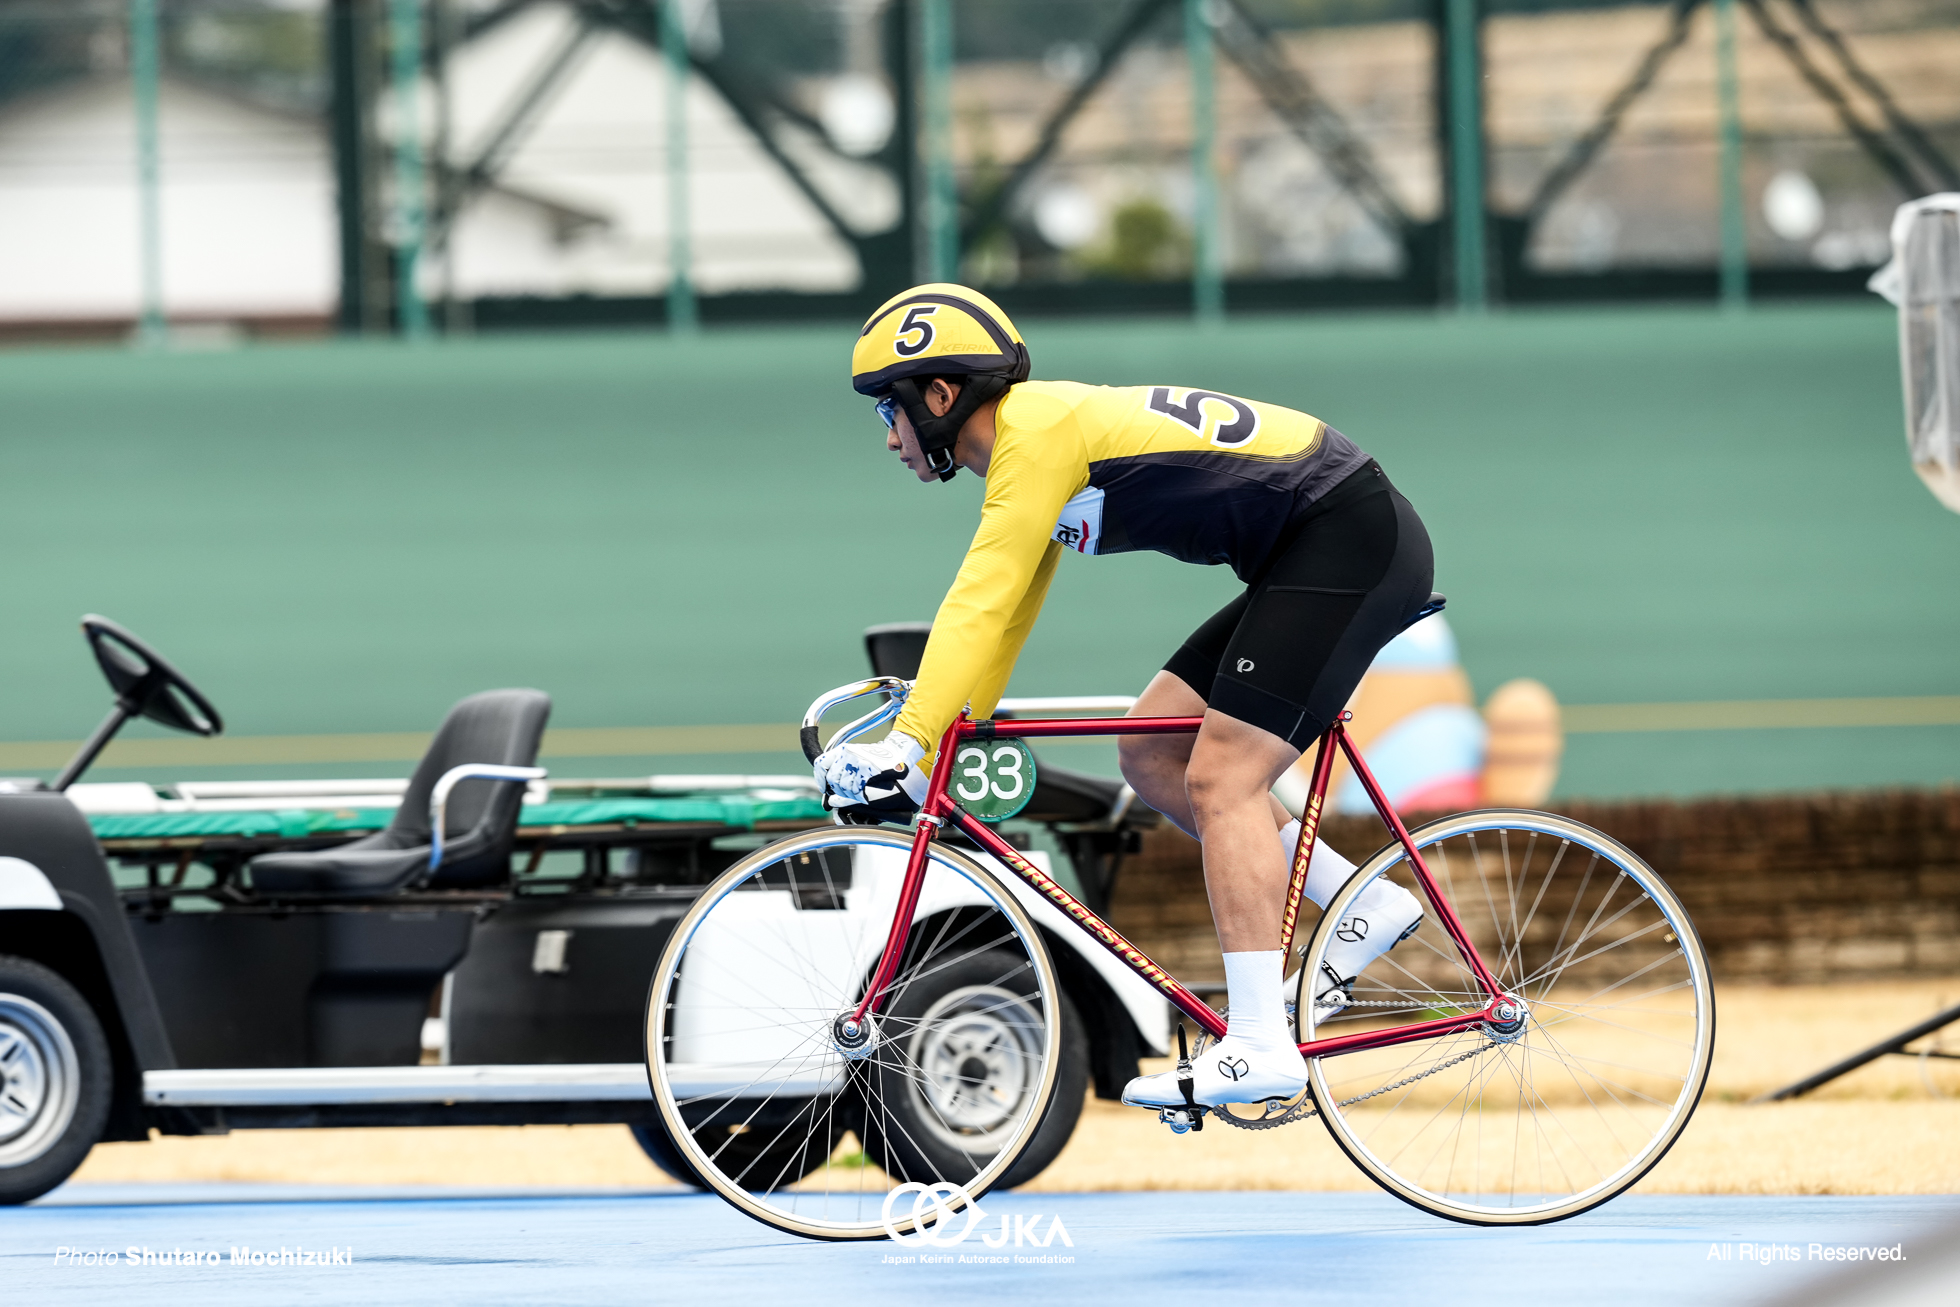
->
<box><xmin>1</xmin><ymin>301</ymin><xmax>1952</xmax><ymax>799</ymax></box>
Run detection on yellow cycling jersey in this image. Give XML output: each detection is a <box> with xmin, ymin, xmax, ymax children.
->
<box><xmin>893</xmin><ymin>379</ymin><xmax>1369</xmax><ymax>751</ymax></box>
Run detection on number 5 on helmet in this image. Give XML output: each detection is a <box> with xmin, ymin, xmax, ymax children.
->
<box><xmin>850</xmin><ymin>283</ymin><xmax>1031</xmax><ymax>482</ymax></box>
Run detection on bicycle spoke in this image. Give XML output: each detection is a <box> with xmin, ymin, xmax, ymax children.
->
<box><xmin>648</xmin><ymin>829</ymin><xmax>1060</xmax><ymax>1237</ymax></box>
<box><xmin>1303</xmin><ymin>813</ymin><xmax>1711</xmax><ymax>1224</ymax></box>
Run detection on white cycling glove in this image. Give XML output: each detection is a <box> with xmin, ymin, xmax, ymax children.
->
<box><xmin>814</xmin><ymin>732</ymin><xmax>929</xmax><ymax>825</ymax></box>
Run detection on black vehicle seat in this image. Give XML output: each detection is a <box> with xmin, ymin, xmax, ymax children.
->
<box><xmin>1015</xmin><ymin>764</ymin><xmax>1129</xmax><ymax>825</ymax></box>
<box><xmin>248</xmin><ymin>689</ymin><xmax>551</xmax><ymax>898</ymax></box>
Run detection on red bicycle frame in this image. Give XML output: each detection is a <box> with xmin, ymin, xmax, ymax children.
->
<box><xmin>848</xmin><ymin>711</ymin><xmax>1511</xmax><ymax>1060</ymax></box>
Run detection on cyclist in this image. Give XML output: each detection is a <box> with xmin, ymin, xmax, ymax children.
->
<box><xmin>816</xmin><ymin>284</ymin><xmax>1433</xmax><ymax>1110</ymax></box>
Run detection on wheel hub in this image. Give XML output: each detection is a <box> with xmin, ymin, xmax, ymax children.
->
<box><xmin>0</xmin><ymin>1019</ymin><xmax>50</xmax><ymax>1145</ymax></box>
<box><xmin>0</xmin><ymin>994</ymin><xmax>81</xmax><ymax>1167</ymax></box>
<box><xmin>920</xmin><ymin>1016</ymin><xmax>1022</xmax><ymax>1132</ymax></box>
<box><xmin>1484</xmin><ymin>994</ymin><xmax>1529</xmax><ymax>1042</ymax></box>
<box><xmin>905</xmin><ymin>985</ymin><xmax>1040</xmax><ymax>1146</ymax></box>
<box><xmin>831</xmin><ymin>1012</ymin><xmax>880</xmax><ymax>1060</ymax></box>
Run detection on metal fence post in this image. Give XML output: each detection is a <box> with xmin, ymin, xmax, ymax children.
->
<box><xmin>1714</xmin><ymin>0</ymin><xmax>1748</xmax><ymax>309</ymax></box>
<box><xmin>1185</xmin><ymin>0</ymin><xmax>1224</xmax><ymax>325</ymax></box>
<box><xmin>917</xmin><ymin>0</ymin><xmax>957</xmax><ymax>283</ymax></box>
<box><xmin>663</xmin><ymin>0</ymin><xmax>698</xmax><ymax>333</ymax></box>
<box><xmin>129</xmin><ymin>0</ymin><xmax>165</xmax><ymax>345</ymax></box>
<box><xmin>388</xmin><ymin>0</ymin><xmax>431</xmax><ymax>338</ymax></box>
<box><xmin>1445</xmin><ymin>0</ymin><xmax>1487</xmax><ymax>312</ymax></box>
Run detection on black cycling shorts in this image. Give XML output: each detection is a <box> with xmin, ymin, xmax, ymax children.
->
<box><xmin>1162</xmin><ymin>460</ymin><xmax>1435</xmax><ymax>750</ymax></box>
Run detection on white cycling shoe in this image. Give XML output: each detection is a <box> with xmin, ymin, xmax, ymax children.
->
<box><xmin>1120</xmin><ymin>1035</ymin><xmax>1308</xmax><ymax>1109</ymax></box>
<box><xmin>1310</xmin><ymin>880</ymin><xmax>1425</xmax><ymax>1009</ymax></box>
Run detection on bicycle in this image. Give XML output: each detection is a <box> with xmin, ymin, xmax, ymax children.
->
<box><xmin>645</xmin><ymin>672</ymin><xmax>1714</xmax><ymax>1240</ymax></box>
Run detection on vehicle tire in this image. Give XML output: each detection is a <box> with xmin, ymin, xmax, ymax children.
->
<box><xmin>646</xmin><ymin>826</ymin><xmax>1060</xmax><ymax>1240</ymax></box>
<box><xmin>1296</xmin><ymin>810</ymin><xmax>1715</xmax><ymax>1225</ymax></box>
<box><xmin>861</xmin><ymin>955</ymin><xmax>1084</xmax><ymax>1191</ymax></box>
<box><xmin>628</xmin><ymin>1121</ymin><xmax>705</xmax><ymax>1188</ymax></box>
<box><xmin>632</xmin><ymin>1108</ymin><xmax>842</xmax><ymax>1191</ymax></box>
<box><xmin>0</xmin><ymin>955</ymin><xmax>113</xmax><ymax>1206</ymax></box>
<box><xmin>977</xmin><ymin>986</ymin><xmax>1087</xmax><ymax>1190</ymax></box>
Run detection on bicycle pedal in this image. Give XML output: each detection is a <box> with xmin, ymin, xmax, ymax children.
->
<box><xmin>1173</xmin><ymin>1022</ymin><xmax>1204</xmax><ymax>1131</ymax></box>
<box><xmin>1157</xmin><ymin>1106</ymin><xmax>1207</xmax><ymax>1135</ymax></box>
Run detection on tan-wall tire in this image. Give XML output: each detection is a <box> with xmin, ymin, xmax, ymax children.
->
<box><xmin>645</xmin><ymin>827</ymin><xmax>1062</xmax><ymax>1241</ymax></box>
<box><xmin>1297</xmin><ymin>809</ymin><xmax>1715</xmax><ymax>1225</ymax></box>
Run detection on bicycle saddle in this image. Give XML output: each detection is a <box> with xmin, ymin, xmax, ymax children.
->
<box><xmin>1399</xmin><ymin>592</ymin><xmax>1446</xmax><ymax>633</ymax></box>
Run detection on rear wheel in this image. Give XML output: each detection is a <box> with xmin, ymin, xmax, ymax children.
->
<box><xmin>0</xmin><ymin>956</ymin><xmax>113</xmax><ymax>1206</ymax></box>
<box><xmin>1297</xmin><ymin>810</ymin><xmax>1714</xmax><ymax>1225</ymax></box>
<box><xmin>646</xmin><ymin>827</ymin><xmax>1061</xmax><ymax>1239</ymax></box>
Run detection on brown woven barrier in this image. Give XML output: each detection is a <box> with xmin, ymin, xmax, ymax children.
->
<box><xmin>1105</xmin><ymin>789</ymin><xmax>1960</xmax><ymax>986</ymax></box>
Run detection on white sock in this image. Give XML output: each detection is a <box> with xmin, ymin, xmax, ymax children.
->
<box><xmin>1277</xmin><ymin>819</ymin><xmax>1360</xmax><ymax>910</ymax></box>
<box><xmin>1221</xmin><ymin>950</ymin><xmax>1294</xmax><ymax>1055</ymax></box>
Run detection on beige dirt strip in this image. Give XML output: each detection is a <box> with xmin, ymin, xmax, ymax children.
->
<box><xmin>69</xmin><ymin>981</ymin><xmax>1960</xmax><ymax>1195</ymax></box>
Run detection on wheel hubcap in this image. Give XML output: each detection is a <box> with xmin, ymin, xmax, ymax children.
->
<box><xmin>907</xmin><ymin>985</ymin><xmax>1040</xmax><ymax>1146</ymax></box>
<box><xmin>0</xmin><ymin>994</ymin><xmax>81</xmax><ymax>1167</ymax></box>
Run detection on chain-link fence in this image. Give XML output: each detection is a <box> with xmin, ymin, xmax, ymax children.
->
<box><xmin>0</xmin><ymin>0</ymin><xmax>1954</xmax><ymax>336</ymax></box>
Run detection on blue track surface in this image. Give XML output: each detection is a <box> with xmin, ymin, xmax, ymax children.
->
<box><xmin>10</xmin><ymin>1186</ymin><xmax>1957</xmax><ymax>1306</ymax></box>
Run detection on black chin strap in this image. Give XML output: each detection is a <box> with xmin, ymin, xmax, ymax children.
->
<box><xmin>891</xmin><ymin>374</ymin><xmax>1013</xmax><ymax>482</ymax></box>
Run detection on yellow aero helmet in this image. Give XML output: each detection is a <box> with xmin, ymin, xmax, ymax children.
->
<box><xmin>850</xmin><ymin>283</ymin><xmax>1028</xmax><ymax>397</ymax></box>
<box><xmin>850</xmin><ymin>284</ymin><xmax>1030</xmax><ymax>481</ymax></box>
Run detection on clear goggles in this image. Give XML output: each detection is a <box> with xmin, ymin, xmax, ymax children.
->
<box><xmin>874</xmin><ymin>395</ymin><xmax>900</xmax><ymax>430</ymax></box>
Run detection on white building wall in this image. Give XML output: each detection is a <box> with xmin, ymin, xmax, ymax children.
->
<box><xmin>0</xmin><ymin>77</ymin><xmax>334</xmax><ymax>321</ymax></box>
<box><xmin>437</xmin><ymin>3</ymin><xmax>861</xmax><ymax>299</ymax></box>
<box><xmin>0</xmin><ymin>1</ymin><xmax>867</xmax><ymax>325</ymax></box>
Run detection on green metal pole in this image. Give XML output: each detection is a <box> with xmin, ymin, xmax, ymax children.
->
<box><xmin>1445</xmin><ymin>0</ymin><xmax>1486</xmax><ymax>312</ymax></box>
<box><xmin>1713</xmin><ymin>0</ymin><xmax>1748</xmax><ymax>309</ymax></box>
<box><xmin>663</xmin><ymin>0</ymin><xmax>697</xmax><ymax>332</ymax></box>
<box><xmin>129</xmin><ymin>0</ymin><xmax>164</xmax><ymax>346</ymax></box>
<box><xmin>388</xmin><ymin>0</ymin><xmax>430</xmax><ymax>338</ymax></box>
<box><xmin>1185</xmin><ymin>0</ymin><xmax>1223</xmax><ymax>325</ymax></box>
<box><xmin>917</xmin><ymin>0</ymin><xmax>956</xmax><ymax>283</ymax></box>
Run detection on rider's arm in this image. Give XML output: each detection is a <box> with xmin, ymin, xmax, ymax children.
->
<box><xmin>893</xmin><ymin>411</ymin><xmax>1085</xmax><ymax>752</ymax></box>
<box><xmin>967</xmin><ymin>539</ymin><xmax>1061</xmax><ymax>722</ymax></box>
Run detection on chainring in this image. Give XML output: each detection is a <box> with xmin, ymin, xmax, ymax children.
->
<box><xmin>1192</xmin><ymin>1002</ymin><xmax>1319</xmax><ymax>1131</ymax></box>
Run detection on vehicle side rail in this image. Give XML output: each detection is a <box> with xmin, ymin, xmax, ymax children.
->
<box><xmin>142</xmin><ymin>1062</ymin><xmax>835</xmax><ymax>1107</ymax></box>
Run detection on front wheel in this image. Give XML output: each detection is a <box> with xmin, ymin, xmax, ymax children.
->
<box><xmin>0</xmin><ymin>956</ymin><xmax>113</xmax><ymax>1205</ymax></box>
<box><xmin>646</xmin><ymin>827</ymin><xmax>1062</xmax><ymax>1240</ymax></box>
<box><xmin>1297</xmin><ymin>810</ymin><xmax>1714</xmax><ymax>1225</ymax></box>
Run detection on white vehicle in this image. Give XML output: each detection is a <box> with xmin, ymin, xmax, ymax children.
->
<box><xmin>0</xmin><ymin>617</ymin><xmax>1166</xmax><ymax>1203</ymax></box>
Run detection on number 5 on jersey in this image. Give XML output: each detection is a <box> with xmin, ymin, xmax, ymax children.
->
<box><xmin>1146</xmin><ymin>386</ymin><xmax>1260</xmax><ymax>448</ymax></box>
<box><xmin>949</xmin><ymin>738</ymin><xmax>1036</xmax><ymax>822</ymax></box>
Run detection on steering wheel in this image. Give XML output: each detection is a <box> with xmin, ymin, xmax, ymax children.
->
<box><xmin>81</xmin><ymin>614</ymin><xmax>223</xmax><ymax>737</ymax></box>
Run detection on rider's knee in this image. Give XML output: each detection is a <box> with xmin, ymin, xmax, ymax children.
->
<box><xmin>1182</xmin><ymin>767</ymin><xmax>1240</xmax><ymax>828</ymax></box>
<box><xmin>1183</xmin><ymin>743</ymin><xmax>1276</xmax><ymax>825</ymax></box>
<box><xmin>1116</xmin><ymin>731</ymin><xmax>1170</xmax><ymax>787</ymax></box>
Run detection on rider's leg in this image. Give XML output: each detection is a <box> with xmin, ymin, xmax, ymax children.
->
<box><xmin>1120</xmin><ymin>671</ymin><xmax>1292</xmax><ymax>839</ymax></box>
<box><xmin>1125</xmin><ymin>672</ymin><xmax>1379</xmax><ymax>947</ymax></box>
<box><xmin>1125</xmin><ymin>465</ymin><xmax>1436</xmax><ymax>1108</ymax></box>
<box><xmin>1274</xmin><ymin>812</ymin><xmax>1422</xmax><ymax>1002</ymax></box>
<box><xmin>1123</xmin><ymin>708</ymin><xmax>1312</xmax><ymax>1108</ymax></box>
<box><xmin>1184</xmin><ymin>709</ymin><xmax>1300</xmax><ymax>955</ymax></box>
<box><xmin>1124</xmin><ymin>673</ymin><xmax>1397</xmax><ymax>941</ymax></box>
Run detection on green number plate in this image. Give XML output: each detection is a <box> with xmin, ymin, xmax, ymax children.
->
<box><xmin>947</xmin><ymin>737</ymin><xmax>1036</xmax><ymax>823</ymax></box>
